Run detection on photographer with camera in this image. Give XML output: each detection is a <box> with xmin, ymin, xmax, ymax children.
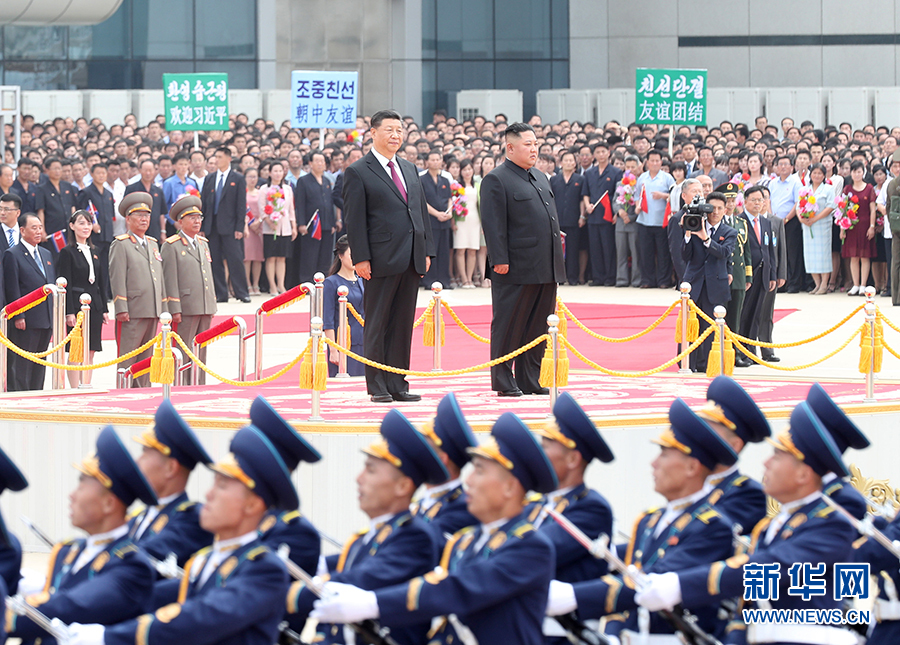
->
<box><xmin>667</xmin><ymin>178</ymin><xmax>702</xmax><ymax>286</ymax></box>
<box><xmin>681</xmin><ymin>191</ymin><xmax>736</xmax><ymax>372</ymax></box>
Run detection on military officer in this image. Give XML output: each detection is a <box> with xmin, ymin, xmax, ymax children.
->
<box><xmin>0</xmin><ymin>443</ymin><xmax>28</xmax><ymax>594</ymax></box>
<box><xmin>109</xmin><ymin>192</ymin><xmax>167</xmax><ymax>388</ymax></box>
<box><xmin>546</xmin><ymin>398</ymin><xmax>737</xmax><ymax>642</ymax></box>
<box><xmin>718</xmin><ymin>182</ymin><xmax>753</xmax><ymax>334</ymax></box>
<box><xmin>160</xmin><ymin>195</ymin><xmax>217</xmax><ymax>384</ymax></box>
<box><xmin>636</xmin><ymin>402</ymin><xmax>859</xmax><ymax>645</ymax></box>
<box><xmin>699</xmin><ymin>376</ymin><xmax>770</xmax><ymax>536</ymax></box>
<box><xmin>129</xmin><ymin>399</ymin><xmax>213</xmax><ymax>569</ymax></box>
<box><xmin>412</xmin><ymin>392</ymin><xmax>479</xmax><ymax>546</ymax></box>
<box><xmin>7</xmin><ymin>427</ymin><xmax>158</xmax><ymax>645</ymax></box>
<box><xmin>852</xmin><ymin>497</ymin><xmax>900</xmax><ymax>643</ymax></box>
<box><xmin>285</xmin><ymin>409</ymin><xmax>448</xmax><ymax>645</ymax></box>
<box><xmin>311</xmin><ymin>412</ymin><xmax>558</xmax><ymax>645</ymax></box>
<box><xmin>70</xmin><ymin>425</ymin><xmax>295</xmax><ymax>645</ymax></box>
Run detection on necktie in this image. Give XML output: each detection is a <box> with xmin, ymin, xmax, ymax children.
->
<box><xmin>215</xmin><ymin>172</ymin><xmax>225</xmax><ymax>213</ymax></box>
<box><xmin>33</xmin><ymin>249</ymin><xmax>46</xmax><ymax>278</ymax></box>
<box><xmin>753</xmin><ymin>216</ymin><xmax>761</xmax><ymax>243</ymax></box>
<box><xmin>386</xmin><ymin>160</ymin><xmax>407</xmax><ymax>202</ymax></box>
<box><xmin>6</xmin><ymin>229</ymin><xmax>13</xmax><ymax>247</ymax></box>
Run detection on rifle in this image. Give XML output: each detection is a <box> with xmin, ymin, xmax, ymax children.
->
<box><xmin>547</xmin><ymin>509</ymin><xmax>722</xmax><ymax>645</ymax></box>
<box><xmin>6</xmin><ymin>594</ymin><xmax>69</xmax><ymax>641</ymax></box>
<box><xmin>820</xmin><ymin>495</ymin><xmax>900</xmax><ymax>560</ymax></box>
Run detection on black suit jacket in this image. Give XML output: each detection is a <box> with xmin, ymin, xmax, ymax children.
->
<box><xmin>682</xmin><ymin>223</ymin><xmax>736</xmax><ymax>305</ymax></box>
<box><xmin>56</xmin><ymin>245</ymin><xmax>109</xmax><ymax>317</ymax></box>
<box><xmin>3</xmin><ymin>243</ymin><xmax>56</xmax><ymax>328</ymax></box>
<box><xmin>77</xmin><ymin>183</ymin><xmax>116</xmax><ymax>244</ymax></box>
<box><xmin>481</xmin><ymin>160</ymin><xmax>565</xmax><ymax>285</ymax></box>
<box><xmin>741</xmin><ymin>213</ymin><xmax>777</xmax><ymax>287</ymax></box>
<box><xmin>123</xmin><ymin>181</ymin><xmax>166</xmax><ymax>241</ymax></box>
<box><xmin>343</xmin><ymin>152</ymin><xmax>434</xmax><ymax>277</ymax></box>
<box><xmin>201</xmin><ymin>169</ymin><xmax>248</xmax><ymax>237</ymax></box>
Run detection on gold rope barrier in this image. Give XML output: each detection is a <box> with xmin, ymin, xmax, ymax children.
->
<box><xmin>413</xmin><ymin>300</ymin><xmax>433</xmax><ymax>329</ymax></box>
<box><xmin>727</xmin><ymin>326</ymin><xmax>863</xmax><ymax>371</ymax></box>
<box><xmin>0</xmin><ymin>329</ymin><xmax>160</xmax><ymax>371</ymax></box>
<box><xmin>30</xmin><ymin>312</ymin><xmax>84</xmax><ymax>358</ymax></box>
<box><xmin>556</xmin><ymin>299</ymin><xmax>681</xmax><ymax>343</ymax></box>
<box><xmin>172</xmin><ymin>333</ymin><xmax>311</xmax><ymax>386</ymax></box>
<box><xmin>441</xmin><ymin>302</ymin><xmax>490</xmax><ymax>344</ymax></box>
<box><xmin>346</xmin><ymin>302</ymin><xmax>365</xmax><ymax>327</ymax></box>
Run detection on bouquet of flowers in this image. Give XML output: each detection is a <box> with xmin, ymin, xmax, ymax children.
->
<box><xmin>450</xmin><ymin>182</ymin><xmax>467</xmax><ymax>220</ymax></box>
<box><xmin>731</xmin><ymin>173</ymin><xmax>751</xmax><ymax>210</ymax></box>
<box><xmin>797</xmin><ymin>186</ymin><xmax>818</xmax><ymax>236</ymax></box>
<box><xmin>834</xmin><ymin>193</ymin><xmax>860</xmax><ymax>231</ymax></box>
<box><xmin>615</xmin><ymin>171</ymin><xmax>637</xmax><ymax>206</ymax></box>
<box><xmin>264</xmin><ymin>185</ymin><xmax>286</xmax><ymax>235</ymax></box>
<box><xmin>184</xmin><ymin>185</ymin><xmax>200</xmax><ymax>198</ymax></box>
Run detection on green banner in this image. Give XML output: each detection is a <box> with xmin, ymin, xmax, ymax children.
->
<box><xmin>634</xmin><ymin>68</ymin><xmax>707</xmax><ymax>125</ymax></box>
<box><xmin>163</xmin><ymin>73</ymin><xmax>229</xmax><ymax>131</ymax></box>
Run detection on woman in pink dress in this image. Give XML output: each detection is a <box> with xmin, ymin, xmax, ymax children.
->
<box><xmin>243</xmin><ymin>167</ymin><xmax>265</xmax><ymax>295</ymax></box>
<box><xmin>840</xmin><ymin>160</ymin><xmax>877</xmax><ymax>295</ymax></box>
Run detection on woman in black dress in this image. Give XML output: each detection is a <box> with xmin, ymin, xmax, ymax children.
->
<box><xmin>56</xmin><ymin>210</ymin><xmax>109</xmax><ymax>387</ymax></box>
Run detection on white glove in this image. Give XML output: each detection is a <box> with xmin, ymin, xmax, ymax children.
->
<box><xmin>316</xmin><ymin>553</ymin><xmax>329</xmax><ymax>577</ymax></box>
<box><xmin>155</xmin><ymin>553</ymin><xmax>181</xmax><ymax>579</ymax></box>
<box><xmin>310</xmin><ymin>582</ymin><xmax>379</xmax><ymax>623</ymax></box>
<box><xmin>635</xmin><ymin>572</ymin><xmax>682</xmax><ymax>612</ymax></box>
<box><xmin>67</xmin><ymin>622</ymin><xmax>105</xmax><ymax>645</ymax></box>
<box><xmin>17</xmin><ymin>568</ymin><xmax>47</xmax><ymax>597</ymax></box>
<box><xmin>6</xmin><ymin>594</ymin><xmax>28</xmax><ymax>616</ymax></box>
<box><xmin>546</xmin><ymin>580</ymin><xmax>577</xmax><ymax>616</ymax></box>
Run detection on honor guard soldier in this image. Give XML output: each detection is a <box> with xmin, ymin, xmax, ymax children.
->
<box><xmin>160</xmin><ymin>195</ymin><xmax>217</xmax><ymax>384</ymax></box>
<box><xmin>0</xmin><ymin>444</ymin><xmax>28</xmax><ymax>594</ymax></box>
<box><xmin>7</xmin><ymin>427</ymin><xmax>158</xmax><ymax>645</ymax></box>
<box><xmin>312</xmin><ymin>412</ymin><xmax>558</xmax><ymax>645</ymax></box>
<box><xmin>286</xmin><ymin>409</ymin><xmax>448</xmax><ymax>645</ymax></box>
<box><xmin>70</xmin><ymin>425</ymin><xmax>295</xmax><ymax>645</ymax></box>
<box><xmin>547</xmin><ymin>398</ymin><xmax>737</xmax><ymax>642</ymax></box>
<box><xmin>412</xmin><ymin>392</ymin><xmax>479</xmax><ymax>546</ymax></box>
<box><xmin>699</xmin><ymin>376</ymin><xmax>770</xmax><ymax>536</ymax></box>
<box><xmin>636</xmin><ymin>403</ymin><xmax>859</xmax><ymax>645</ymax></box>
<box><xmin>718</xmin><ymin>182</ymin><xmax>753</xmax><ymax>333</ymax></box>
<box><xmin>129</xmin><ymin>400</ymin><xmax>214</xmax><ymax>569</ymax></box>
<box><xmin>807</xmin><ymin>383</ymin><xmax>870</xmax><ymax>520</ymax></box>
<box><xmin>852</xmin><ymin>493</ymin><xmax>900</xmax><ymax>643</ymax></box>
<box><xmin>110</xmin><ymin>192</ymin><xmax>167</xmax><ymax>388</ymax></box>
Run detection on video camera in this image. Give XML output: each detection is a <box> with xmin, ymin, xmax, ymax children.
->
<box><xmin>682</xmin><ymin>194</ymin><xmax>715</xmax><ymax>232</ymax></box>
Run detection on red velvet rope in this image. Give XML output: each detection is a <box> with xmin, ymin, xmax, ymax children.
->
<box><xmin>3</xmin><ymin>285</ymin><xmax>51</xmax><ymax>318</ymax></box>
<box><xmin>260</xmin><ymin>284</ymin><xmax>306</xmax><ymax>314</ymax></box>
<box><xmin>128</xmin><ymin>356</ymin><xmax>152</xmax><ymax>376</ymax></box>
<box><xmin>194</xmin><ymin>316</ymin><xmax>239</xmax><ymax>346</ymax></box>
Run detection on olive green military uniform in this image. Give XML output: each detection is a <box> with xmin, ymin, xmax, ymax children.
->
<box><xmin>717</xmin><ymin>183</ymin><xmax>752</xmax><ymax>334</ymax></box>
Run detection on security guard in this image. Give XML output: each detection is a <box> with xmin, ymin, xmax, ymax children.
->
<box><xmin>161</xmin><ymin>195</ymin><xmax>217</xmax><ymax>384</ymax></box>
<box><xmin>0</xmin><ymin>443</ymin><xmax>28</xmax><ymax>594</ymax></box>
<box><xmin>7</xmin><ymin>427</ymin><xmax>158</xmax><ymax>645</ymax></box>
<box><xmin>807</xmin><ymin>383</ymin><xmax>870</xmax><ymax>519</ymax></box>
<box><xmin>412</xmin><ymin>392</ymin><xmax>479</xmax><ymax>546</ymax></box>
<box><xmin>285</xmin><ymin>409</ymin><xmax>448</xmax><ymax>645</ymax></box>
<box><xmin>636</xmin><ymin>403</ymin><xmax>859</xmax><ymax>645</ymax></box>
<box><xmin>311</xmin><ymin>412</ymin><xmax>558</xmax><ymax>645</ymax></box>
<box><xmin>718</xmin><ymin>182</ymin><xmax>752</xmax><ymax>333</ymax></box>
<box><xmin>699</xmin><ymin>376</ymin><xmax>770</xmax><ymax>535</ymax></box>
<box><xmin>546</xmin><ymin>398</ymin><xmax>737</xmax><ymax>642</ymax></box>
<box><xmin>70</xmin><ymin>425</ymin><xmax>295</xmax><ymax>645</ymax></box>
<box><xmin>129</xmin><ymin>399</ymin><xmax>213</xmax><ymax>568</ymax></box>
<box><xmin>110</xmin><ymin>192</ymin><xmax>167</xmax><ymax>388</ymax></box>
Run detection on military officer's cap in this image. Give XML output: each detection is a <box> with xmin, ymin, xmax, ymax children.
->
<box><xmin>653</xmin><ymin>398</ymin><xmax>738</xmax><ymax>470</ymax></box>
<box><xmin>170</xmin><ymin>195</ymin><xmax>203</xmax><ymax>221</ymax></box>
<box><xmin>363</xmin><ymin>409</ymin><xmax>449</xmax><ymax>487</ymax></box>
<box><xmin>700</xmin><ymin>376</ymin><xmax>770</xmax><ymax>444</ymax></box>
<box><xmin>768</xmin><ymin>402</ymin><xmax>849</xmax><ymax>478</ymax></box>
<box><xmin>468</xmin><ymin>412</ymin><xmax>558</xmax><ymax>494</ymax></box>
<box><xmin>213</xmin><ymin>426</ymin><xmax>299</xmax><ymax>510</ymax></box>
<box><xmin>249</xmin><ymin>396</ymin><xmax>321</xmax><ymax>472</ymax></box>
<box><xmin>76</xmin><ymin>426</ymin><xmax>158</xmax><ymax>507</ymax></box>
<box><xmin>806</xmin><ymin>383</ymin><xmax>870</xmax><ymax>454</ymax></box>
<box><xmin>118</xmin><ymin>191</ymin><xmax>153</xmax><ymax>218</ymax></box>
<box><xmin>715</xmin><ymin>182</ymin><xmax>739</xmax><ymax>197</ymax></box>
<box><xmin>0</xmin><ymin>445</ymin><xmax>26</xmax><ymax>547</ymax></box>
<box><xmin>892</xmin><ymin>150</ymin><xmax>900</xmax><ymax>164</ymax></box>
<box><xmin>537</xmin><ymin>392</ymin><xmax>614</xmax><ymax>464</ymax></box>
<box><xmin>133</xmin><ymin>400</ymin><xmax>212</xmax><ymax>471</ymax></box>
<box><xmin>418</xmin><ymin>393</ymin><xmax>477</xmax><ymax>470</ymax></box>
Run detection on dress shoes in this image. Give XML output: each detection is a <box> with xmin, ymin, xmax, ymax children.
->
<box><xmin>761</xmin><ymin>355</ymin><xmax>780</xmax><ymax>362</ymax></box>
<box><xmin>391</xmin><ymin>392</ymin><xmax>421</xmax><ymax>402</ymax></box>
<box><xmin>497</xmin><ymin>389</ymin><xmax>524</xmax><ymax>397</ymax></box>
<box><xmin>734</xmin><ymin>356</ymin><xmax>753</xmax><ymax>368</ymax></box>
<box><xmin>239</xmin><ymin>296</ymin><xmax>252</xmax><ymax>303</ymax></box>
<box><xmin>216</xmin><ymin>298</ymin><xmax>228</xmax><ymax>303</ymax></box>
<box><xmin>524</xmin><ymin>387</ymin><xmax>550</xmax><ymax>395</ymax></box>
<box><xmin>370</xmin><ymin>394</ymin><xmax>393</xmax><ymax>403</ymax></box>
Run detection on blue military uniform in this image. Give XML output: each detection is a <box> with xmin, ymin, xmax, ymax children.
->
<box><xmin>0</xmin><ymin>444</ymin><xmax>28</xmax><ymax>595</ymax></box>
<box><xmin>129</xmin><ymin>400</ymin><xmax>214</xmax><ymax>568</ymax></box>
<box><xmin>566</xmin><ymin>398</ymin><xmax>737</xmax><ymax>641</ymax></box>
<box><xmin>8</xmin><ymin>427</ymin><xmax>158</xmax><ymax>645</ymax></box>
<box><xmin>287</xmin><ymin>409</ymin><xmax>447</xmax><ymax>645</ymax></box>
<box><xmin>807</xmin><ymin>383</ymin><xmax>870</xmax><ymax>519</ymax></box>
<box><xmin>853</xmin><ymin>513</ymin><xmax>900</xmax><ymax>644</ymax></box>
<box><xmin>699</xmin><ymin>376</ymin><xmax>771</xmax><ymax>535</ymax></box>
<box><xmin>102</xmin><ymin>425</ymin><xmax>295</xmax><ymax>645</ymax></box>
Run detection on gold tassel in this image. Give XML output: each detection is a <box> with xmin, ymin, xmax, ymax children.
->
<box><xmin>723</xmin><ymin>337</ymin><xmax>735</xmax><ymax>376</ymax></box>
<box><xmin>687</xmin><ymin>307</ymin><xmax>699</xmax><ymax>342</ymax></box>
<box><xmin>344</xmin><ymin>323</ymin><xmax>352</xmax><ymax>350</ymax></box>
<box><xmin>313</xmin><ymin>340</ymin><xmax>328</xmax><ymax>391</ymax></box>
<box><xmin>674</xmin><ymin>308</ymin><xmax>683</xmax><ymax>343</ymax></box>
<box><xmin>538</xmin><ymin>341</ymin><xmax>555</xmax><ymax>388</ymax></box>
<box><xmin>706</xmin><ymin>327</ymin><xmax>721</xmax><ymax>377</ymax></box>
<box><xmin>859</xmin><ymin>324</ymin><xmax>872</xmax><ymax>374</ymax></box>
<box><xmin>423</xmin><ymin>304</ymin><xmax>435</xmax><ymax>346</ymax></box>
<box><xmin>159</xmin><ymin>342</ymin><xmax>175</xmax><ymax>385</ymax></box>
<box><xmin>149</xmin><ymin>339</ymin><xmax>162</xmax><ymax>382</ymax></box>
<box><xmin>556</xmin><ymin>344</ymin><xmax>569</xmax><ymax>386</ymax></box>
<box><xmin>874</xmin><ymin>339</ymin><xmax>883</xmax><ymax>373</ymax></box>
<box><xmin>299</xmin><ymin>342</ymin><xmax>313</xmax><ymax>388</ymax></box>
<box><xmin>69</xmin><ymin>328</ymin><xmax>84</xmax><ymax>365</ymax></box>
<box><xmin>555</xmin><ymin>303</ymin><xmax>568</xmax><ymax>338</ymax></box>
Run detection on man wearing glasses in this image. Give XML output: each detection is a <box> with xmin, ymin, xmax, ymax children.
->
<box><xmin>109</xmin><ymin>192</ymin><xmax>168</xmax><ymax>387</ymax></box>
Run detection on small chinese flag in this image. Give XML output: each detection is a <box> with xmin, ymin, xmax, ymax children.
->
<box><xmin>640</xmin><ymin>185</ymin><xmax>649</xmax><ymax>214</ymax></box>
<box><xmin>662</xmin><ymin>200</ymin><xmax>672</xmax><ymax>228</ymax></box>
<box><xmin>601</xmin><ymin>191</ymin><xmax>614</xmax><ymax>223</ymax></box>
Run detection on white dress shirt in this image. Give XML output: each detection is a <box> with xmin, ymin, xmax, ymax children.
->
<box><xmin>77</xmin><ymin>243</ymin><xmax>96</xmax><ymax>284</ymax></box>
<box><xmin>197</xmin><ymin>530</ymin><xmax>258</xmax><ymax>587</ymax></box>
<box><xmin>764</xmin><ymin>490</ymin><xmax>822</xmax><ymax>545</ymax></box>
<box><xmin>72</xmin><ymin>523</ymin><xmax>130</xmax><ymax>573</ymax></box>
<box><xmin>362</xmin><ymin>512</ymin><xmax>395</xmax><ymax>545</ymax></box>
<box><xmin>472</xmin><ymin>517</ymin><xmax>508</xmax><ymax>552</ymax></box>
<box><xmin>653</xmin><ymin>487</ymin><xmax>710</xmax><ymax>538</ymax></box>
<box><xmin>2</xmin><ymin>223</ymin><xmax>18</xmax><ymax>247</ymax></box>
<box><xmin>415</xmin><ymin>477</ymin><xmax>462</xmax><ymax>513</ymax></box>
<box><xmin>370</xmin><ymin>148</ymin><xmax>407</xmax><ymax>193</ymax></box>
<box><xmin>133</xmin><ymin>491</ymin><xmax>182</xmax><ymax>540</ymax></box>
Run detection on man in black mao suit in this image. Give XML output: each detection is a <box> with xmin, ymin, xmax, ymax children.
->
<box><xmin>481</xmin><ymin>123</ymin><xmax>565</xmax><ymax>396</ymax></box>
<box><xmin>201</xmin><ymin>146</ymin><xmax>250</xmax><ymax>303</ymax></box>
<box><xmin>681</xmin><ymin>191</ymin><xmax>736</xmax><ymax>372</ymax></box>
<box><xmin>3</xmin><ymin>213</ymin><xmax>56</xmax><ymax>391</ymax></box>
<box><xmin>736</xmin><ymin>185</ymin><xmax>777</xmax><ymax>367</ymax></box>
<box><xmin>344</xmin><ymin>110</ymin><xmax>434</xmax><ymax>403</ymax></box>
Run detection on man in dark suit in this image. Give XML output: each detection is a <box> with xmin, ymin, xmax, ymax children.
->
<box><xmin>736</xmin><ymin>185</ymin><xmax>778</xmax><ymax>367</ymax></box>
<box><xmin>344</xmin><ymin>109</ymin><xmax>434</xmax><ymax>403</ymax></box>
<box><xmin>482</xmin><ymin>122</ymin><xmax>565</xmax><ymax>396</ymax></box>
<box><xmin>681</xmin><ymin>191</ymin><xmax>736</xmax><ymax>372</ymax></box>
<box><xmin>124</xmin><ymin>158</ymin><xmax>166</xmax><ymax>242</ymax></box>
<box><xmin>201</xmin><ymin>146</ymin><xmax>250</xmax><ymax>303</ymax></box>
<box><xmin>3</xmin><ymin>212</ymin><xmax>56</xmax><ymax>391</ymax></box>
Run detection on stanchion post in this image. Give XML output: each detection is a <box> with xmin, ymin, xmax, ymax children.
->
<box><xmin>864</xmin><ymin>302</ymin><xmax>876</xmax><ymax>403</ymax></box>
<box><xmin>172</xmin><ymin>347</ymin><xmax>184</xmax><ymax>387</ymax></box>
<box><xmin>236</xmin><ymin>318</ymin><xmax>247</xmax><ymax>382</ymax></box>
<box><xmin>432</xmin><ymin>282</ymin><xmax>443</xmax><ymax>372</ymax></box>
<box><xmin>0</xmin><ymin>312</ymin><xmax>7</xmax><ymax>393</ymax></box>
<box><xmin>714</xmin><ymin>305</ymin><xmax>727</xmax><ymax>376</ymax></box>
<box><xmin>336</xmin><ymin>285</ymin><xmax>350</xmax><ymax>378</ymax></box>
<box><xmin>547</xmin><ymin>314</ymin><xmax>559</xmax><ymax>409</ymax></box>
<box><xmin>77</xmin><ymin>293</ymin><xmax>92</xmax><ymax>389</ymax></box>
<box><xmin>116</xmin><ymin>368</ymin><xmax>127</xmax><ymax>389</ymax></box>
<box><xmin>678</xmin><ymin>282</ymin><xmax>691</xmax><ymax>374</ymax></box>
<box><xmin>160</xmin><ymin>312</ymin><xmax>173</xmax><ymax>400</ymax></box>
<box><xmin>52</xmin><ymin>277</ymin><xmax>67</xmax><ymax>390</ymax></box>
<box><xmin>309</xmin><ymin>316</ymin><xmax>324</xmax><ymax>422</ymax></box>
<box><xmin>313</xmin><ymin>272</ymin><xmax>325</xmax><ymax>321</ymax></box>
<box><xmin>865</xmin><ymin>285</ymin><xmax>876</xmax><ymax>305</ymax></box>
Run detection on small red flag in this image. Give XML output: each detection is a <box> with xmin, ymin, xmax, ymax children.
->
<box><xmin>600</xmin><ymin>192</ymin><xmax>614</xmax><ymax>223</ymax></box>
<box><xmin>662</xmin><ymin>199</ymin><xmax>672</xmax><ymax>227</ymax></box>
<box><xmin>51</xmin><ymin>230</ymin><xmax>67</xmax><ymax>252</ymax></box>
<box><xmin>640</xmin><ymin>185</ymin><xmax>649</xmax><ymax>214</ymax></box>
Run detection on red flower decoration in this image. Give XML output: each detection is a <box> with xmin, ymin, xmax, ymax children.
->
<box><xmin>742</xmin><ymin>173</ymin><xmax>750</xmax><ymax>181</ymax></box>
<box><xmin>264</xmin><ymin>205</ymin><xmax>273</xmax><ymax>215</ymax></box>
<box><xmin>850</xmin><ymin>195</ymin><xmax>859</xmax><ymax>203</ymax></box>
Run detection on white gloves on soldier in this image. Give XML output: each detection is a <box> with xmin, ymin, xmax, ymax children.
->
<box><xmin>66</xmin><ymin>622</ymin><xmax>105</xmax><ymax>645</ymax></box>
<box><xmin>546</xmin><ymin>579</ymin><xmax>577</xmax><ymax>616</ymax></box>
<box><xmin>635</xmin><ymin>572</ymin><xmax>682</xmax><ymax>611</ymax></box>
<box><xmin>310</xmin><ymin>582</ymin><xmax>380</xmax><ymax>623</ymax></box>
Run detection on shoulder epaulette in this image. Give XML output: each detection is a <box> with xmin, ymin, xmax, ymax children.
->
<box><xmin>644</xmin><ymin>506</ymin><xmax>661</xmax><ymax>515</ymax></box>
<box><xmin>165</xmin><ymin>235</ymin><xmax>181</xmax><ymax>245</ymax></box>
<box><xmin>697</xmin><ymin>509</ymin><xmax>720</xmax><ymax>524</ymax></box>
<box><xmin>197</xmin><ymin>235</ymin><xmax>208</xmax><ymax>242</ymax></box>
<box><xmin>127</xmin><ymin>506</ymin><xmax>145</xmax><ymax>520</ymax></box>
<box><xmin>815</xmin><ymin>506</ymin><xmax>835</xmax><ymax>519</ymax></box>
<box><xmin>176</xmin><ymin>501</ymin><xmax>197</xmax><ymax>512</ymax></box>
<box><xmin>732</xmin><ymin>476</ymin><xmax>748</xmax><ymax>487</ymax></box>
<box><xmin>146</xmin><ymin>236</ymin><xmax>157</xmax><ymax>243</ymax></box>
<box><xmin>824</xmin><ymin>481</ymin><xmax>842</xmax><ymax>495</ymax></box>
<box><xmin>512</xmin><ymin>523</ymin><xmax>535</xmax><ymax>538</ymax></box>
<box><xmin>246</xmin><ymin>546</ymin><xmax>269</xmax><ymax>561</ymax></box>
<box><xmin>526</xmin><ymin>492</ymin><xmax>544</xmax><ymax>503</ymax></box>
<box><xmin>281</xmin><ymin>510</ymin><xmax>301</xmax><ymax>523</ymax></box>
<box><xmin>115</xmin><ymin>234</ymin><xmax>130</xmax><ymax>240</ymax></box>
<box><xmin>114</xmin><ymin>543</ymin><xmax>139</xmax><ymax>558</ymax></box>
<box><xmin>396</xmin><ymin>513</ymin><xmax>413</xmax><ymax>527</ymax></box>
